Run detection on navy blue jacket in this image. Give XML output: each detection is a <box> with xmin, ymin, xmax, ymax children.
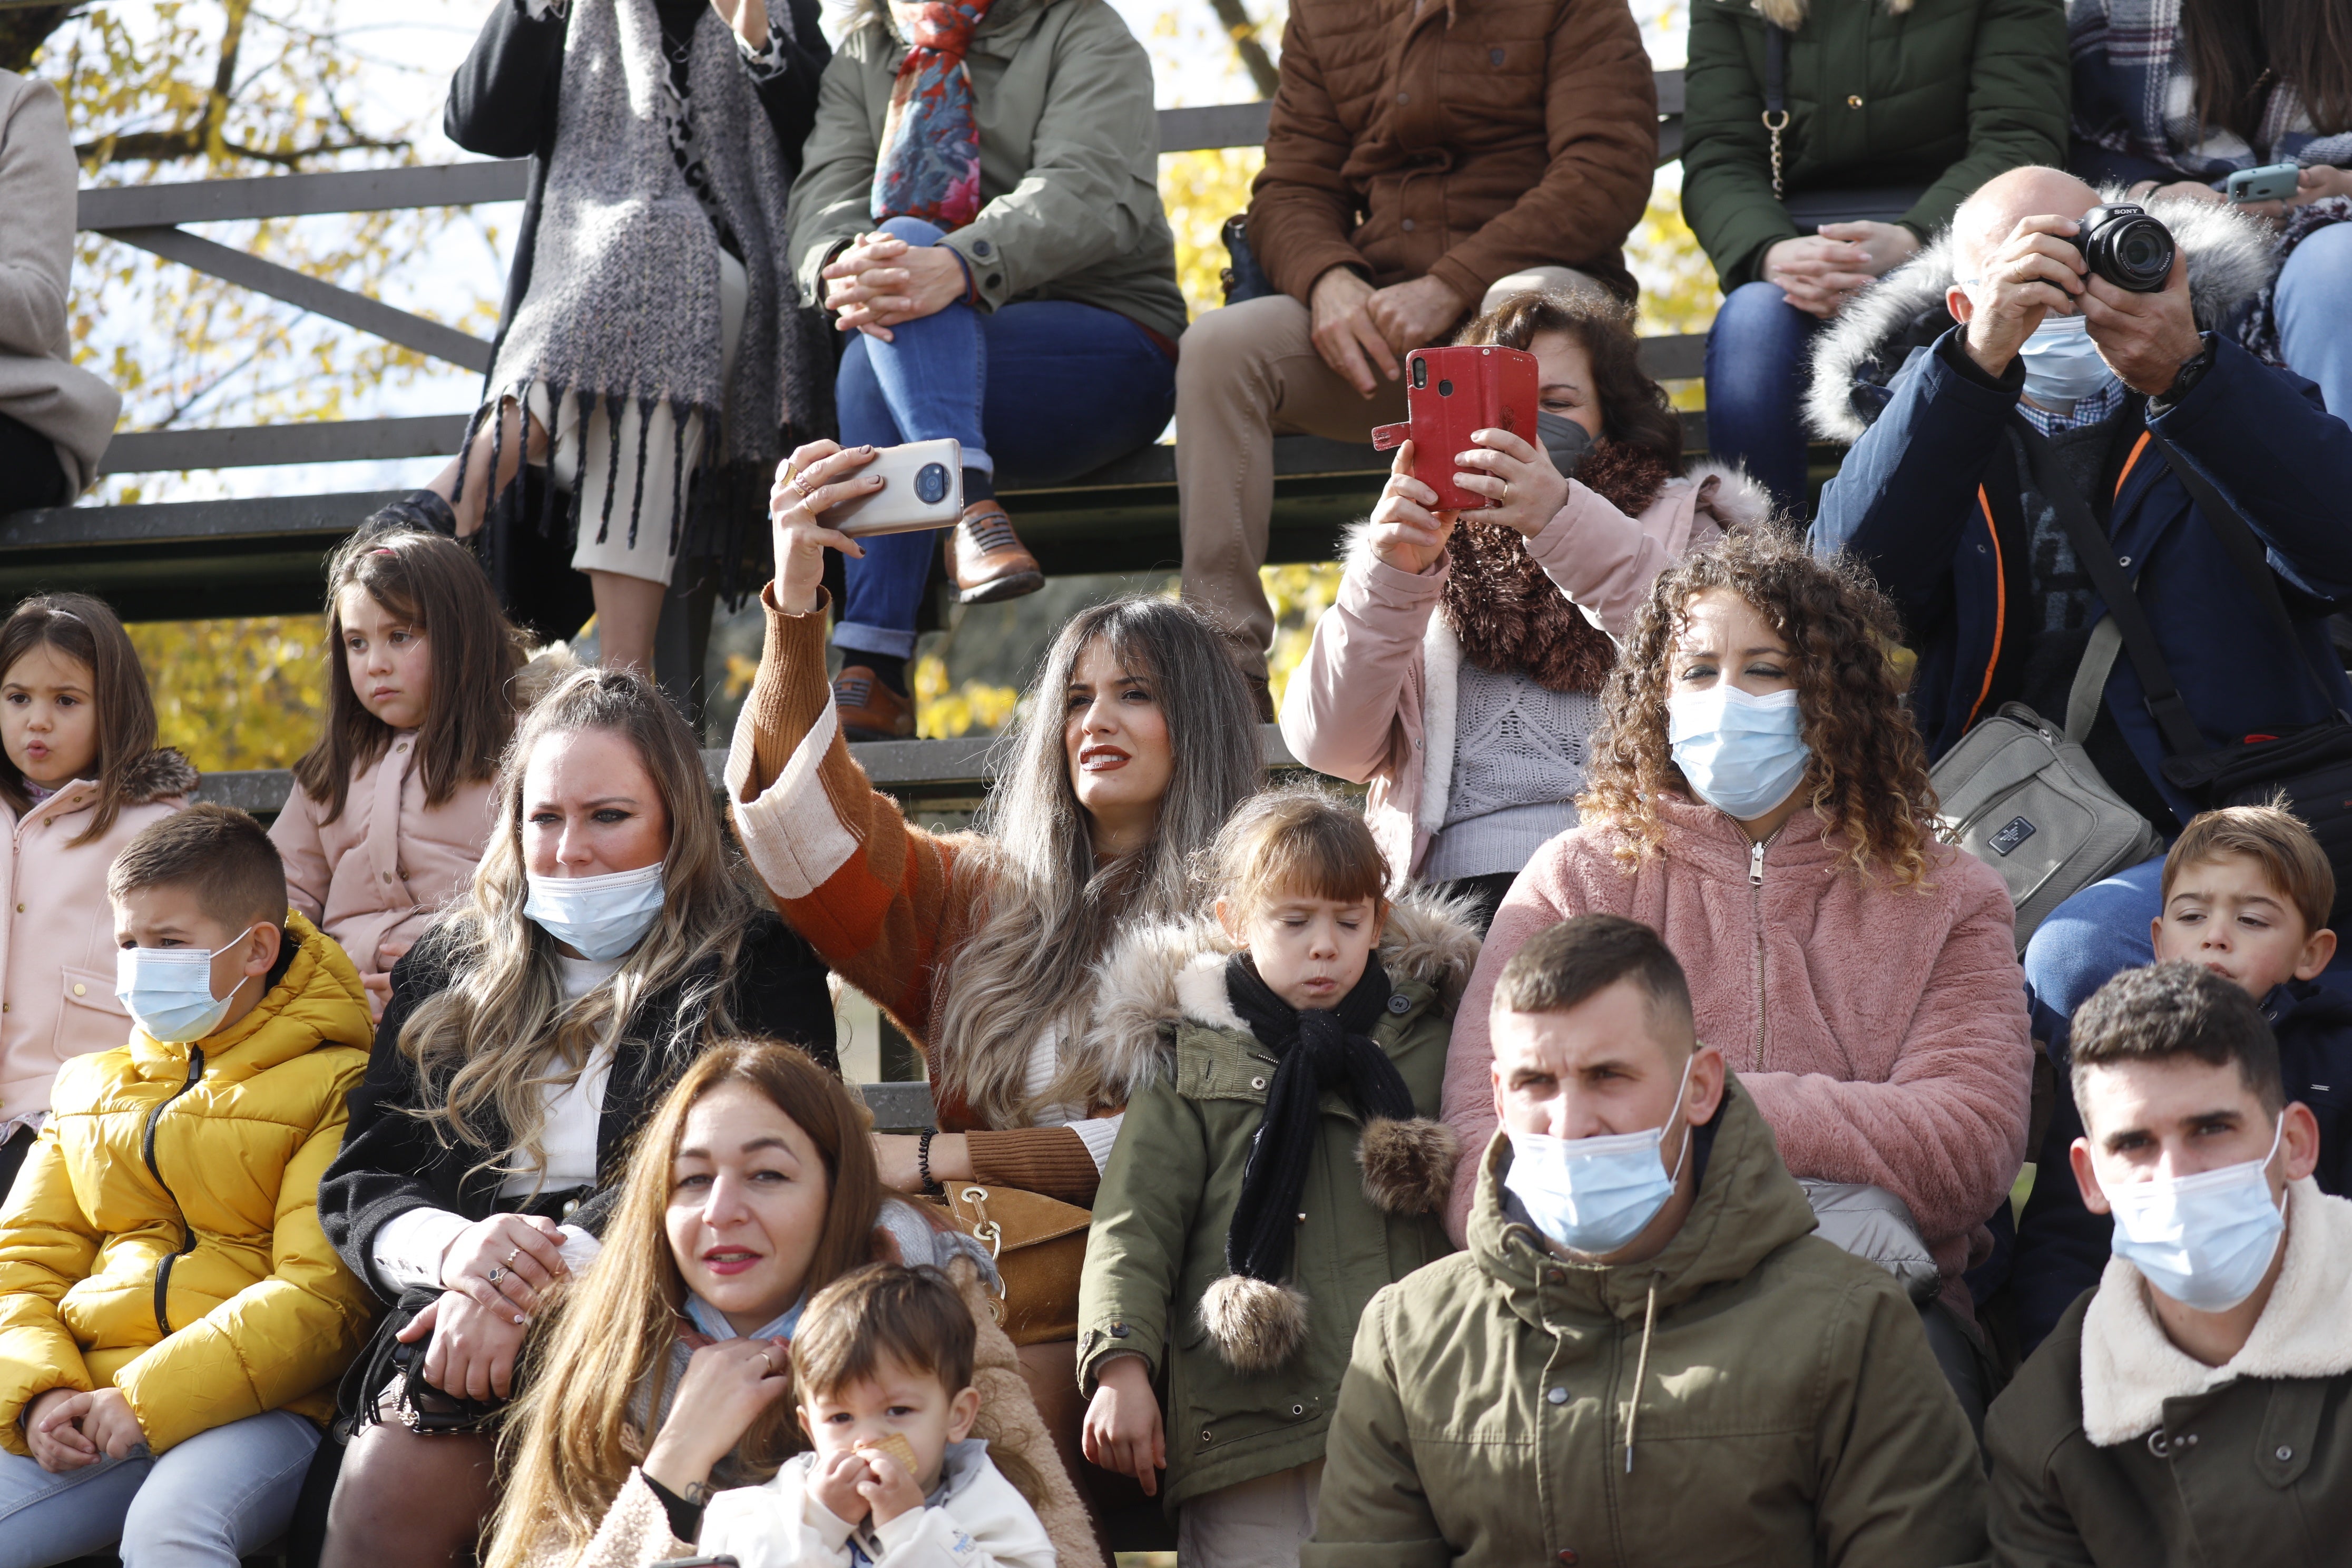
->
<box><xmin>2008</xmin><ymin>977</ymin><xmax>2352</xmax><ymax>1353</ymax></box>
<box><xmin>1811</xmin><ymin>326</ymin><xmax>2352</xmax><ymax>828</ymax></box>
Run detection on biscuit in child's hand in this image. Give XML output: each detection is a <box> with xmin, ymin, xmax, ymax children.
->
<box><xmin>857</xmin><ymin>1432</ymin><xmax>920</xmax><ymax>1478</ymax></box>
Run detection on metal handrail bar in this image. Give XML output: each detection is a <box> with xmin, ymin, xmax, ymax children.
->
<box><xmin>70</xmin><ymin>75</ymin><xmax>1696</xmax><ymax>476</ymax></box>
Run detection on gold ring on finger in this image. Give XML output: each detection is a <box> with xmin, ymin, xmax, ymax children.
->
<box><xmin>486</xmin><ymin>1266</ymin><xmax>507</xmax><ymax>1285</ymax></box>
<box><xmin>503</xmin><ymin>1247</ymin><xmax>522</xmax><ymax>1267</ymax></box>
<box><xmin>790</xmin><ymin>467</ymin><xmax>817</xmax><ymax>500</ymax></box>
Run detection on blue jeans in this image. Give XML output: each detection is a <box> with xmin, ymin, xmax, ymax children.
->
<box><xmin>2277</xmin><ymin>221</ymin><xmax>2352</xmax><ymax>421</ymax></box>
<box><xmin>1703</xmin><ymin>280</ymin><xmax>1822</xmax><ymax>514</ymax></box>
<box><xmin>0</xmin><ymin>1407</ymin><xmax>318</xmax><ymax>1568</ymax></box>
<box><xmin>831</xmin><ymin>215</ymin><xmax>1178</xmax><ymax>660</ymax></box>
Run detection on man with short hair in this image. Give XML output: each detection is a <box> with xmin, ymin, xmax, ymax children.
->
<box><xmin>1176</xmin><ymin>0</ymin><xmax>1659</xmax><ymax>690</ymax></box>
<box><xmin>1305</xmin><ymin>913</ymin><xmax>1986</xmax><ymax>1566</ymax></box>
<box><xmin>1985</xmin><ymin>961</ymin><xmax>2352</xmax><ymax>1566</ymax></box>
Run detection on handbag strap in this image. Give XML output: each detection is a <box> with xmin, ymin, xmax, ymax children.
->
<box><xmin>2139</xmin><ymin>425</ymin><xmax>2346</xmax><ymax>719</ymax></box>
<box><xmin>2018</xmin><ymin>423</ymin><xmax>2210</xmax><ymax>757</ymax></box>
<box><xmin>2065</xmin><ymin>616</ymin><xmax>2124</xmax><ymax>746</ymax></box>
<box><xmin>1762</xmin><ymin>23</ymin><xmax>1789</xmax><ymax>200</ymax></box>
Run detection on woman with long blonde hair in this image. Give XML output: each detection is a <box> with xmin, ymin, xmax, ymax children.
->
<box><xmin>314</xmin><ymin>666</ymin><xmax>837</xmax><ymax>1568</ymax></box>
<box><xmin>729</xmin><ymin>437</ymin><xmax>1262</xmax><ymax>1514</ymax></box>
<box><xmin>1436</xmin><ymin>529</ymin><xmax>2032</xmax><ymax>1417</ymax></box>
<box><xmin>481</xmin><ymin>1040</ymin><xmax>1094</xmax><ymax>1568</ymax></box>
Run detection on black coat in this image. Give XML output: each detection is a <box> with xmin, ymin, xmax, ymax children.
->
<box><xmin>319</xmin><ymin>909</ymin><xmax>837</xmax><ymax>1300</ymax></box>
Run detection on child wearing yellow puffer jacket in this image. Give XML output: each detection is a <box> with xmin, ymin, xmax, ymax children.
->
<box><xmin>0</xmin><ymin>803</ymin><xmax>377</xmax><ymax>1564</ymax></box>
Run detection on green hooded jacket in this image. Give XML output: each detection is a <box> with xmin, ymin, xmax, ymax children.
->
<box><xmin>1075</xmin><ymin>891</ymin><xmax>1479</xmax><ymax>1512</ymax></box>
<box><xmin>1985</xmin><ymin>1178</ymin><xmax>2352</xmax><ymax>1567</ymax></box>
<box><xmin>1681</xmin><ymin>0</ymin><xmax>2069</xmax><ymax>291</ymax></box>
<box><xmin>785</xmin><ymin>0</ymin><xmax>1188</xmax><ymax>342</ymax></box>
<box><xmin>1304</xmin><ymin>1078</ymin><xmax>1991</xmax><ymax>1567</ymax></box>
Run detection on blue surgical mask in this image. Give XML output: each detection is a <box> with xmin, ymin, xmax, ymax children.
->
<box><xmin>1667</xmin><ymin>684</ymin><xmax>1811</xmax><ymax>820</ymax></box>
<box><xmin>2104</xmin><ymin>1118</ymin><xmax>2287</xmax><ymax>1312</ymax></box>
<box><xmin>524</xmin><ymin>863</ymin><xmax>666</xmax><ymax>962</ymax></box>
<box><xmin>114</xmin><ymin>926</ymin><xmax>258</xmax><ymax>1044</ymax></box>
<box><xmin>2016</xmin><ymin>312</ymin><xmax>2119</xmax><ymax>407</ymax></box>
<box><xmin>1504</xmin><ymin>1054</ymin><xmax>1697</xmax><ymax>1256</ymax></box>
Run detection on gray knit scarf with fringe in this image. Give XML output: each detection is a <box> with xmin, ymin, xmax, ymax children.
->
<box><xmin>477</xmin><ymin>0</ymin><xmax>818</xmax><ymax>589</ymax></box>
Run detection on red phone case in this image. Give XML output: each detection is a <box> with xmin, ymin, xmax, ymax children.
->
<box><xmin>1369</xmin><ymin>345</ymin><xmax>1541</xmax><ymax>512</ymax></box>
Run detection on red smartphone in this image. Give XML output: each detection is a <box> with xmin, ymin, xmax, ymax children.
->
<box><xmin>1369</xmin><ymin>345</ymin><xmax>1541</xmax><ymax>512</ymax></box>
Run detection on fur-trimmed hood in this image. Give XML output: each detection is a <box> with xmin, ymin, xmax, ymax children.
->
<box><xmin>2081</xmin><ymin>1178</ymin><xmax>2352</xmax><ymax>1447</ymax></box>
<box><xmin>1086</xmin><ymin>885</ymin><xmax>1485</xmax><ymax>1063</ymax></box>
<box><xmin>1805</xmin><ymin>187</ymin><xmax>2280</xmax><ymax>445</ymax></box>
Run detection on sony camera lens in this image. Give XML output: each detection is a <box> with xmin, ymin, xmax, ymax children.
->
<box><xmin>2072</xmin><ymin>203</ymin><xmax>2175</xmax><ymax>293</ymax></box>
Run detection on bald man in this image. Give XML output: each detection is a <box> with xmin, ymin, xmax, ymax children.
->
<box><xmin>1812</xmin><ymin>165</ymin><xmax>2352</xmax><ymax>820</ymax></box>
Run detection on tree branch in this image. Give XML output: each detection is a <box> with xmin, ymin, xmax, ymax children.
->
<box><xmin>1202</xmin><ymin>0</ymin><xmax>1278</xmax><ymax>100</ymax></box>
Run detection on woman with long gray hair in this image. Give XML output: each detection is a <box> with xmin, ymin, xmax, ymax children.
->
<box><xmin>310</xmin><ymin>665</ymin><xmax>836</xmax><ymax>1568</ymax></box>
<box><xmin>728</xmin><ymin>437</ymin><xmax>1261</xmax><ymax>1511</ymax></box>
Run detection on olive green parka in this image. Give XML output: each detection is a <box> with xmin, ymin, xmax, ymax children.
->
<box><xmin>1681</xmin><ymin>0</ymin><xmax>2070</xmax><ymax>291</ymax></box>
<box><xmin>1304</xmin><ymin>1079</ymin><xmax>1991</xmax><ymax>1567</ymax></box>
<box><xmin>1985</xmin><ymin>1178</ymin><xmax>2352</xmax><ymax>1567</ymax></box>
<box><xmin>1075</xmin><ymin>890</ymin><xmax>1479</xmax><ymax>1513</ymax></box>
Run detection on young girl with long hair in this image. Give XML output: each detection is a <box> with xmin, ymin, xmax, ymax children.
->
<box><xmin>274</xmin><ymin>527</ymin><xmax>531</xmax><ymax>1017</ymax></box>
<box><xmin>1079</xmin><ymin>789</ymin><xmax>1475</xmax><ymax>1567</ymax></box>
<box><xmin>482</xmin><ymin>1041</ymin><xmax>1092</xmax><ymax>1568</ymax></box>
<box><xmin>314</xmin><ymin>666</ymin><xmax>838</xmax><ymax>1568</ymax></box>
<box><xmin>1281</xmin><ymin>290</ymin><xmax>1771</xmax><ymax>930</ymax></box>
<box><xmin>1439</xmin><ymin>531</ymin><xmax>2032</xmax><ymax>1370</ymax></box>
<box><xmin>0</xmin><ymin>593</ymin><xmax>192</xmax><ymax>1194</ymax></box>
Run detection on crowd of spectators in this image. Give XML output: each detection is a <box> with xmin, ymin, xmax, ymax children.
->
<box><xmin>2</xmin><ymin>0</ymin><xmax>2352</xmax><ymax>1564</ymax></box>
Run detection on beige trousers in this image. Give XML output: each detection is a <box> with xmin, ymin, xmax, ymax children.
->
<box><xmin>1176</xmin><ymin>1458</ymin><xmax>1324</xmax><ymax>1568</ymax></box>
<box><xmin>1175</xmin><ymin>265</ymin><xmax>1607</xmax><ymax>670</ymax></box>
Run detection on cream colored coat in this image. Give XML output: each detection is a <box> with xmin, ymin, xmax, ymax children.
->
<box><xmin>0</xmin><ymin>69</ymin><xmax>120</xmax><ymax>493</ymax></box>
<box><xmin>269</xmin><ymin>736</ymin><xmax>494</xmax><ymax>1003</ymax></box>
<box><xmin>0</xmin><ymin>749</ymin><xmax>195</xmax><ymax>1125</ymax></box>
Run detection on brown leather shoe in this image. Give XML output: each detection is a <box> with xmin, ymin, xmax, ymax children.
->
<box><xmin>832</xmin><ymin>665</ymin><xmax>915</xmax><ymax>741</ymax></box>
<box><xmin>944</xmin><ymin>500</ymin><xmax>1044</xmax><ymax>605</ymax></box>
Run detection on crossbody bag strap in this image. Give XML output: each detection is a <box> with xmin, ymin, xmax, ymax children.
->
<box><xmin>2064</xmin><ymin>616</ymin><xmax>2124</xmax><ymax>746</ymax></box>
<box><xmin>1762</xmin><ymin>23</ymin><xmax>1789</xmax><ymax>200</ymax></box>
<box><xmin>2017</xmin><ymin>422</ymin><xmax>2209</xmax><ymax>757</ymax></box>
<box><xmin>2139</xmin><ymin>426</ymin><xmax>2345</xmax><ymax>718</ymax></box>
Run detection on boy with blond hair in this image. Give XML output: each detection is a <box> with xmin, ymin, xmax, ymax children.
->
<box><xmin>2012</xmin><ymin>803</ymin><xmax>2352</xmax><ymax>1343</ymax></box>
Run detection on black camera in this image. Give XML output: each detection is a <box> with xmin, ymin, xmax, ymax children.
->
<box><xmin>2067</xmin><ymin>203</ymin><xmax>2176</xmax><ymax>293</ymax></box>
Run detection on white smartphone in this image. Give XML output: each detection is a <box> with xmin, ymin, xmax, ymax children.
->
<box><xmin>826</xmin><ymin>438</ymin><xmax>964</xmax><ymax>537</ymax></box>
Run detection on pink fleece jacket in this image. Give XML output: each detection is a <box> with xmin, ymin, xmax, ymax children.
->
<box><xmin>1440</xmin><ymin>796</ymin><xmax>2033</xmax><ymax>1287</ymax></box>
<box><xmin>1279</xmin><ymin>464</ymin><xmax>1767</xmax><ymax>883</ymax></box>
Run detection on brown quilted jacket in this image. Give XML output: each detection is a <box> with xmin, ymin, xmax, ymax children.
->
<box><xmin>1246</xmin><ymin>0</ymin><xmax>1658</xmax><ymax>309</ymax></box>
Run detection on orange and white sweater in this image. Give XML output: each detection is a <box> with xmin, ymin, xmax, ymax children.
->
<box><xmin>726</xmin><ymin>587</ymin><xmax>1133</xmax><ymax>1203</ymax></box>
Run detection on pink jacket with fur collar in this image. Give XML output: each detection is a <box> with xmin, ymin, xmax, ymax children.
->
<box><xmin>1279</xmin><ymin>464</ymin><xmax>1767</xmax><ymax>884</ymax></box>
<box><xmin>1439</xmin><ymin>796</ymin><xmax>2033</xmax><ymax>1290</ymax></box>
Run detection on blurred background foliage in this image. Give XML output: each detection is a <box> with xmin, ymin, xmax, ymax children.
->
<box><xmin>32</xmin><ymin>0</ymin><xmax>1721</xmax><ymax>757</ymax></box>
<box><xmin>126</xmin><ymin>615</ymin><xmax>331</xmax><ymax>773</ymax></box>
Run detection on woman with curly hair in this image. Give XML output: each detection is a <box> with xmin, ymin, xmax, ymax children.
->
<box><xmin>1279</xmin><ymin>291</ymin><xmax>1770</xmax><ymax>932</ymax></box>
<box><xmin>1435</xmin><ymin>528</ymin><xmax>2032</xmax><ymax>1337</ymax></box>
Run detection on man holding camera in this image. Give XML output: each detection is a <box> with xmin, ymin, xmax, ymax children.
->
<box><xmin>1173</xmin><ymin>0</ymin><xmax>1659</xmax><ymax>695</ymax></box>
<box><xmin>1812</xmin><ymin>165</ymin><xmax>2352</xmax><ymax>829</ymax></box>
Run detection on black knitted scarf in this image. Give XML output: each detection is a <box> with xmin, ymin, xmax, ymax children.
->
<box><xmin>1222</xmin><ymin>952</ymin><xmax>1412</xmax><ymax>1283</ymax></box>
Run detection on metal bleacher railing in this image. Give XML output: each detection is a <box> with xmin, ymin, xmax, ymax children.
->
<box><xmin>0</xmin><ymin>71</ymin><xmax>1699</xmax><ymax>625</ymax></box>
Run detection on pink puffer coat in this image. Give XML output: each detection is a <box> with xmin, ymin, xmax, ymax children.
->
<box><xmin>0</xmin><ymin>749</ymin><xmax>194</xmax><ymax>1124</ymax></box>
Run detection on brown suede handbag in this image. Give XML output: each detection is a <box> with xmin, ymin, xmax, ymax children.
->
<box><xmin>923</xmin><ymin>1183</ymin><xmax>1091</xmax><ymax>1345</ymax></box>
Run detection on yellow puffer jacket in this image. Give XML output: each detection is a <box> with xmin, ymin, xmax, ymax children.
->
<box><xmin>0</xmin><ymin>912</ymin><xmax>378</xmax><ymax>1455</ymax></box>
